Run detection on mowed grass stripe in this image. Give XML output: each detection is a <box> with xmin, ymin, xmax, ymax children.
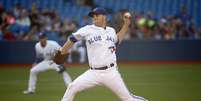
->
<box><xmin>0</xmin><ymin>64</ymin><xmax>200</xmax><ymax>101</ymax></box>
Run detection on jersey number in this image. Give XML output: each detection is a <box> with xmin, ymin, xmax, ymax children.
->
<box><xmin>108</xmin><ymin>46</ymin><xmax>116</xmax><ymax>53</ymax></box>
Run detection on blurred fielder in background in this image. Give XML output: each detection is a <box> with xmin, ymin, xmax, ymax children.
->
<box><xmin>23</xmin><ymin>33</ymin><xmax>72</xmax><ymax>94</ymax></box>
<box><xmin>56</xmin><ymin>7</ymin><xmax>148</xmax><ymax>101</ymax></box>
<box><xmin>67</xmin><ymin>40</ymin><xmax>86</xmax><ymax>63</ymax></box>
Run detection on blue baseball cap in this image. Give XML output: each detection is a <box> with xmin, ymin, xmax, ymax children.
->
<box><xmin>39</xmin><ymin>32</ymin><xmax>47</xmax><ymax>39</ymax></box>
<box><xmin>88</xmin><ymin>7</ymin><xmax>107</xmax><ymax>17</ymax></box>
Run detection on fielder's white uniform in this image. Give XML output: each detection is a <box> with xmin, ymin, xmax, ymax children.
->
<box><xmin>67</xmin><ymin>40</ymin><xmax>86</xmax><ymax>63</ymax></box>
<box><xmin>26</xmin><ymin>40</ymin><xmax>72</xmax><ymax>92</ymax></box>
<box><xmin>61</xmin><ymin>25</ymin><xmax>147</xmax><ymax>101</ymax></box>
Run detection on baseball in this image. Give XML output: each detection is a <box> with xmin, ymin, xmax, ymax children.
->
<box><xmin>124</xmin><ymin>12</ymin><xmax>131</xmax><ymax>18</ymax></box>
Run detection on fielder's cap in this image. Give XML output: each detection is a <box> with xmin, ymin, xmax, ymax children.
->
<box><xmin>39</xmin><ymin>32</ymin><xmax>47</xmax><ymax>39</ymax></box>
<box><xmin>88</xmin><ymin>7</ymin><xmax>107</xmax><ymax>17</ymax></box>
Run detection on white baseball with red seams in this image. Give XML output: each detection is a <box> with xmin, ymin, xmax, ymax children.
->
<box><xmin>124</xmin><ymin>12</ymin><xmax>131</xmax><ymax>18</ymax></box>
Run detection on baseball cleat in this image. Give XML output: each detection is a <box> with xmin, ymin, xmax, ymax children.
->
<box><xmin>133</xmin><ymin>95</ymin><xmax>148</xmax><ymax>101</ymax></box>
<box><xmin>23</xmin><ymin>90</ymin><xmax>35</xmax><ymax>94</ymax></box>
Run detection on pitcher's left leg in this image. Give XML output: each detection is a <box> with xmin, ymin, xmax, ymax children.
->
<box><xmin>61</xmin><ymin>70</ymin><xmax>99</xmax><ymax>101</ymax></box>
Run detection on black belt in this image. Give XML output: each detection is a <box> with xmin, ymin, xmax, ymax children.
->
<box><xmin>90</xmin><ymin>63</ymin><xmax>114</xmax><ymax>70</ymax></box>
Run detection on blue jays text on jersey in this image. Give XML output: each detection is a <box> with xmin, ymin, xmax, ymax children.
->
<box><xmin>87</xmin><ymin>35</ymin><xmax>115</xmax><ymax>44</ymax></box>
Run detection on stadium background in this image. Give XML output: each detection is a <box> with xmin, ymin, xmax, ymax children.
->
<box><xmin>0</xmin><ymin>0</ymin><xmax>201</xmax><ymax>101</ymax></box>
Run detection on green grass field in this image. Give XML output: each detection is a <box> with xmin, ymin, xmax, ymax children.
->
<box><xmin>0</xmin><ymin>64</ymin><xmax>201</xmax><ymax>101</ymax></box>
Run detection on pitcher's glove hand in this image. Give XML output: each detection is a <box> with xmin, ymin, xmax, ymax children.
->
<box><xmin>53</xmin><ymin>50</ymin><xmax>68</xmax><ymax>65</ymax></box>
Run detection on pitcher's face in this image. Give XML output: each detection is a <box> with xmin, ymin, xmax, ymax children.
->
<box><xmin>93</xmin><ymin>14</ymin><xmax>107</xmax><ymax>28</ymax></box>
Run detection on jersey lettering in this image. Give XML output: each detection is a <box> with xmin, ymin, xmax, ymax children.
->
<box><xmin>106</xmin><ymin>36</ymin><xmax>115</xmax><ymax>42</ymax></box>
<box><xmin>88</xmin><ymin>35</ymin><xmax>102</xmax><ymax>44</ymax></box>
<box><xmin>45</xmin><ymin>52</ymin><xmax>52</xmax><ymax>57</ymax></box>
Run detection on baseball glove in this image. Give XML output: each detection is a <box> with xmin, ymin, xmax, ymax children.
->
<box><xmin>53</xmin><ymin>50</ymin><xmax>68</xmax><ymax>64</ymax></box>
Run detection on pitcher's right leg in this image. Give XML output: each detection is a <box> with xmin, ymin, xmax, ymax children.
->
<box><xmin>102</xmin><ymin>69</ymin><xmax>148</xmax><ymax>101</ymax></box>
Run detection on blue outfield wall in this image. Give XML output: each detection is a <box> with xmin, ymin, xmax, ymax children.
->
<box><xmin>117</xmin><ymin>40</ymin><xmax>201</xmax><ymax>61</ymax></box>
<box><xmin>0</xmin><ymin>41</ymin><xmax>36</xmax><ymax>64</ymax></box>
<box><xmin>0</xmin><ymin>40</ymin><xmax>201</xmax><ymax>64</ymax></box>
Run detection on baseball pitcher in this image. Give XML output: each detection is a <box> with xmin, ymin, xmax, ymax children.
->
<box><xmin>54</xmin><ymin>8</ymin><xmax>148</xmax><ymax>101</ymax></box>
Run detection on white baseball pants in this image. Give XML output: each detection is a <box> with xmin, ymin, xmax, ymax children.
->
<box><xmin>61</xmin><ymin>64</ymin><xmax>147</xmax><ymax>101</ymax></box>
<box><xmin>27</xmin><ymin>60</ymin><xmax>72</xmax><ymax>92</ymax></box>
